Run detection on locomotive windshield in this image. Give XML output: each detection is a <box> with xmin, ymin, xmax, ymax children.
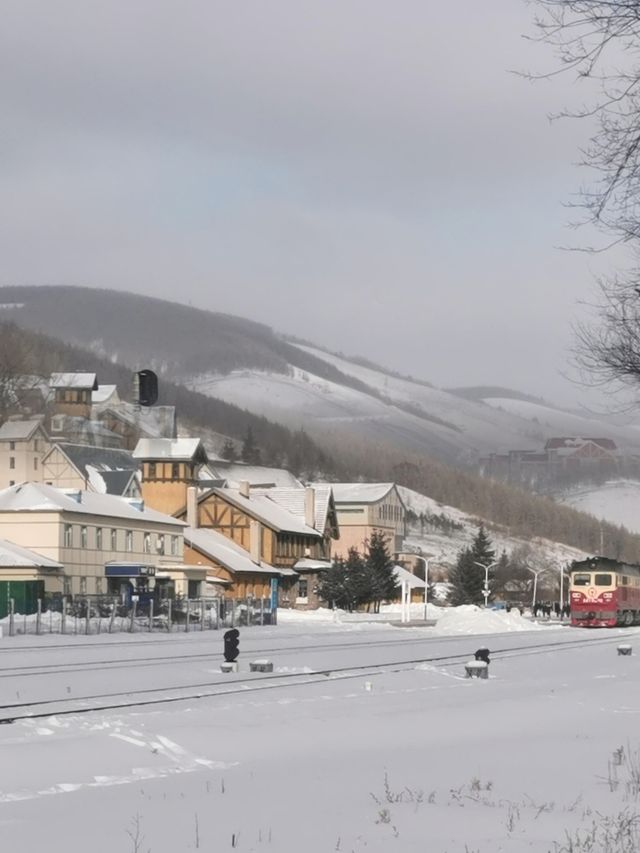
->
<box><xmin>573</xmin><ymin>573</ymin><xmax>591</xmax><ymax>586</ymax></box>
<box><xmin>594</xmin><ymin>574</ymin><xmax>613</xmax><ymax>586</ymax></box>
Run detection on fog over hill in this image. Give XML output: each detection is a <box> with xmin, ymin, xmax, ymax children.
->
<box><xmin>3</xmin><ymin>285</ymin><xmax>640</xmax><ymax>467</ymax></box>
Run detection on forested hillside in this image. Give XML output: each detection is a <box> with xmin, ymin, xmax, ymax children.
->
<box><xmin>2</xmin><ymin>318</ymin><xmax>639</xmax><ymax>562</ymax></box>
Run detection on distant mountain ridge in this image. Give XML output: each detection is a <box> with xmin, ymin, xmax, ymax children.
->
<box><xmin>3</xmin><ymin>285</ymin><xmax>640</xmax><ymax>468</ymax></box>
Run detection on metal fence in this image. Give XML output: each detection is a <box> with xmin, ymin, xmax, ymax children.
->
<box><xmin>0</xmin><ymin>595</ymin><xmax>276</xmax><ymax>637</ymax></box>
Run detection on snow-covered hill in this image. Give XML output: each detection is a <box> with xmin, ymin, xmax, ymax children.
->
<box><xmin>398</xmin><ymin>485</ymin><xmax>587</xmax><ymax>570</ymax></box>
<box><xmin>555</xmin><ymin>479</ymin><xmax>640</xmax><ymax>535</ymax></box>
<box><xmin>187</xmin><ymin>341</ymin><xmax>640</xmax><ymax>465</ymax></box>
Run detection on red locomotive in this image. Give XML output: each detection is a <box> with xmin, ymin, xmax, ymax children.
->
<box><xmin>570</xmin><ymin>557</ymin><xmax>640</xmax><ymax>627</ymax></box>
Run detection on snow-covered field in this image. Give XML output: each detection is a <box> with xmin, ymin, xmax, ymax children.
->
<box><xmin>1</xmin><ymin>617</ymin><xmax>640</xmax><ymax>852</ymax></box>
<box><xmin>556</xmin><ymin>479</ymin><xmax>640</xmax><ymax>534</ymax></box>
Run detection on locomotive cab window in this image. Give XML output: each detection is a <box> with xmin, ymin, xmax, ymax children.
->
<box><xmin>573</xmin><ymin>573</ymin><xmax>591</xmax><ymax>586</ymax></box>
<box><xmin>594</xmin><ymin>574</ymin><xmax>613</xmax><ymax>586</ymax></box>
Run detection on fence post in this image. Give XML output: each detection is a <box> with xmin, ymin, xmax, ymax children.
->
<box><xmin>215</xmin><ymin>599</ymin><xmax>220</xmax><ymax>630</ymax></box>
<box><xmin>167</xmin><ymin>598</ymin><xmax>172</xmax><ymax>633</ymax></box>
<box><xmin>260</xmin><ymin>597</ymin><xmax>264</xmax><ymax>626</ymax></box>
<box><xmin>85</xmin><ymin>600</ymin><xmax>90</xmax><ymax>635</ymax></box>
<box><xmin>36</xmin><ymin>599</ymin><xmax>42</xmax><ymax>635</ymax></box>
<box><xmin>49</xmin><ymin>607</ymin><xmax>53</xmax><ymax>634</ymax></box>
<box><xmin>149</xmin><ymin>599</ymin><xmax>154</xmax><ymax>632</ymax></box>
<box><xmin>108</xmin><ymin>603</ymin><xmax>115</xmax><ymax>634</ymax></box>
<box><xmin>231</xmin><ymin>598</ymin><xmax>235</xmax><ymax>628</ymax></box>
<box><xmin>61</xmin><ymin>597</ymin><xmax>67</xmax><ymax>635</ymax></box>
<box><xmin>9</xmin><ymin>598</ymin><xmax>14</xmax><ymax>637</ymax></box>
<box><xmin>200</xmin><ymin>599</ymin><xmax>205</xmax><ymax>631</ymax></box>
<box><xmin>129</xmin><ymin>600</ymin><xmax>136</xmax><ymax>633</ymax></box>
<box><xmin>185</xmin><ymin>599</ymin><xmax>190</xmax><ymax>633</ymax></box>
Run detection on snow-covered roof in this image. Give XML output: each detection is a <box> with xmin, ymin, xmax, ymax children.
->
<box><xmin>393</xmin><ymin>565</ymin><xmax>426</xmax><ymax>588</ymax></box>
<box><xmin>293</xmin><ymin>558</ymin><xmax>332</xmax><ymax>572</ymax></box>
<box><xmin>49</xmin><ymin>373</ymin><xmax>98</xmax><ymax>390</ymax></box>
<box><xmin>207</xmin><ymin>462</ymin><xmax>302</xmax><ymax>489</ymax></box>
<box><xmin>250</xmin><ymin>485</ymin><xmax>336</xmax><ymax>535</ymax></box>
<box><xmin>0</xmin><ymin>538</ymin><xmax>62</xmax><ymax>569</ymax></box>
<box><xmin>185</xmin><ymin>527</ymin><xmax>281</xmax><ymax>576</ymax></box>
<box><xmin>133</xmin><ymin>437</ymin><xmax>207</xmax><ymax>462</ymax></box>
<box><xmin>0</xmin><ymin>419</ymin><xmax>45</xmax><ymax>441</ymax></box>
<box><xmin>205</xmin><ymin>487</ymin><xmax>322</xmax><ymax>537</ymax></box>
<box><xmin>91</xmin><ymin>384</ymin><xmax>118</xmax><ymax>404</ymax></box>
<box><xmin>332</xmin><ymin>483</ymin><xmax>398</xmax><ymax>504</ymax></box>
<box><xmin>0</xmin><ymin>483</ymin><xmax>185</xmax><ymax>526</ymax></box>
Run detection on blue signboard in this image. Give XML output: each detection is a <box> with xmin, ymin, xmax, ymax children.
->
<box><xmin>105</xmin><ymin>564</ymin><xmax>156</xmax><ymax>578</ymax></box>
<box><xmin>270</xmin><ymin>577</ymin><xmax>279</xmax><ymax>611</ymax></box>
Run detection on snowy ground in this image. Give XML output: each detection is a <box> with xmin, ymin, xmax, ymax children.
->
<box><xmin>556</xmin><ymin>478</ymin><xmax>640</xmax><ymax>534</ymax></box>
<box><xmin>2</xmin><ymin>617</ymin><xmax>640</xmax><ymax>852</ymax></box>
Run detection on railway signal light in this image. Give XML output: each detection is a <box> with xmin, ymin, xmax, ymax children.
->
<box><xmin>223</xmin><ymin>628</ymin><xmax>240</xmax><ymax>663</ymax></box>
<box><xmin>136</xmin><ymin>369</ymin><xmax>158</xmax><ymax>407</ymax></box>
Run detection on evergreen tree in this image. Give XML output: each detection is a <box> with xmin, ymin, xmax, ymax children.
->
<box><xmin>241</xmin><ymin>426</ymin><xmax>261</xmax><ymax>465</ymax></box>
<box><xmin>317</xmin><ymin>548</ymin><xmax>370</xmax><ymax>612</ymax></box>
<box><xmin>366</xmin><ymin>531</ymin><xmax>399</xmax><ymax>612</ymax></box>
<box><xmin>220</xmin><ymin>438</ymin><xmax>237</xmax><ymax>462</ymax></box>
<box><xmin>448</xmin><ymin>526</ymin><xmax>496</xmax><ymax>606</ymax></box>
<box><xmin>447</xmin><ymin>546</ymin><xmax>483</xmax><ymax>606</ymax></box>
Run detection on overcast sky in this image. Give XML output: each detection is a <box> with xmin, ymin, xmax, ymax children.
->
<box><xmin>0</xmin><ymin>1</ymin><xmax>626</xmax><ymax>407</ymax></box>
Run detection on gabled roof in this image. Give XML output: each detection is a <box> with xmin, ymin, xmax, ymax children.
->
<box><xmin>0</xmin><ymin>419</ymin><xmax>46</xmax><ymax>441</ymax></box>
<box><xmin>393</xmin><ymin>565</ymin><xmax>426</xmax><ymax>588</ymax></box>
<box><xmin>250</xmin><ymin>485</ymin><xmax>337</xmax><ymax>536</ymax></box>
<box><xmin>0</xmin><ymin>482</ymin><xmax>185</xmax><ymax>526</ymax></box>
<box><xmin>207</xmin><ymin>462</ymin><xmax>302</xmax><ymax>489</ymax></box>
<box><xmin>544</xmin><ymin>437</ymin><xmax>618</xmax><ymax>451</ymax></box>
<box><xmin>92</xmin><ymin>384</ymin><xmax>118</xmax><ymax>404</ymax></box>
<box><xmin>198</xmin><ymin>487</ymin><xmax>322</xmax><ymax>538</ymax></box>
<box><xmin>50</xmin><ymin>373</ymin><xmax>98</xmax><ymax>391</ymax></box>
<box><xmin>0</xmin><ymin>538</ymin><xmax>62</xmax><ymax>569</ymax></box>
<box><xmin>133</xmin><ymin>437</ymin><xmax>207</xmax><ymax>463</ymax></box>
<box><xmin>49</xmin><ymin>443</ymin><xmax>136</xmax><ymax>476</ymax></box>
<box><xmin>185</xmin><ymin>527</ymin><xmax>281</xmax><ymax>576</ymax></box>
<box><xmin>331</xmin><ymin>483</ymin><xmax>399</xmax><ymax>504</ymax></box>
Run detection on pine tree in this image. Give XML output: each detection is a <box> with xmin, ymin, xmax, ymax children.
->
<box><xmin>241</xmin><ymin>426</ymin><xmax>261</xmax><ymax>465</ymax></box>
<box><xmin>221</xmin><ymin>438</ymin><xmax>237</xmax><ymax>462</ymax></box>
<box><xmin>448</xmin><ymin>526</ymin><xmax>496</xmax><ymax>606</ymax></box>
<box><xmin>317</xmin><ymin>548</ymin><xmax>369</xmax><ymax>612</ymax></box>
<box><xmin>366</xmin><ymin>531</ymin><xmax>399</xmax><ymax>613</ymax></box>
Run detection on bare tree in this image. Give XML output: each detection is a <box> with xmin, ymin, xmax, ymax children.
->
<box><xmin>532</xmin><ymin>2</ymin><xmax>640</xmax><ymax>391</ymax></box>
<box><xmin>0</xmin><ymin>322</ymin><xmax>47</xmax><ymax>423</ymax></box>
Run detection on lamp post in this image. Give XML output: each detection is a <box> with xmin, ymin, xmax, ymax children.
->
<box><xmin>527</xmin><ymin>567</ymin><xmax>546</xmax><ymax>612</ymax></box>
<box><xmin>473</xmin><ymin>560</ymin><xmax>498</xmax><ymax>608</ymax></box>
<box><xmin>419</xmin><ymin>554</ymin><xmax>434</xmax><ymax>622</ymax></box>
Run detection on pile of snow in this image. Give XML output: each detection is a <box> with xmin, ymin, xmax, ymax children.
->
<box><xmin>432</xmin><ymin>604</ymin><xmax>552</xmax><ymax>635</ymax></box>
<box><xmin>277</xmin><ymin>607</ymin><xmax>340</xmax><ymax>623</ymax></box>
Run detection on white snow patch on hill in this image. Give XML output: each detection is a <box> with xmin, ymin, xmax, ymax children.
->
<box><xmin>556</xmin><ymin>479</ymin><xmax>640</xmax><ymax>534</ymax></box>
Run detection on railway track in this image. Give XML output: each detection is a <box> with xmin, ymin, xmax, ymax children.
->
<box><xmin>0</xmin><ymin>630</ymin><xmax>629</xmax><ymax>725</ymax></box>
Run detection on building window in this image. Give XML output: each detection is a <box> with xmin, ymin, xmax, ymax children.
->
<box><xmin>170</xmin><ymin>535</ymin><xmax>178</xmax><ymax>556</ymax></box>
<box><xmin>64</xmin><ymin>524</ymin><xmax>73</xmax><ymax>547</ymax></box>
<box><xmin>148</xmin><ymin>462</ymin><xmax>156</xmax><ymax>479</ymax></box>
<box><xmin>33</xmin><ymin>457</ymin><xmax>38</xmax><ymax>471</ymax></box>
<box><xmin>79</xmin><ymin>577</ymin><xmax>87</xmax><ymax>595</ymax></box>
<box><xmin>125</xmin><ymin>530</ymin><xmax>133</xmax><ymax>552</ymax></box>
<box><xmin>143</xmin><ymin>532</ymin><xmax>151</xmax><ymax>553</ymax></box>
<box><xmin>9</xmin><ymin>441</ymin><xmax>14</xmax><ymax>451</ymax></box>
<box><xmin>63</xmin><ymin>577</ymin><xmax>72</xmax><ymax>596</ymax></box>
<box><xmin>9</xmin><ymin>481</ymin><xmax>14</xmax><ymax>487</ymax></box>
<box><xmin>51</xmin><ymin>415</ymin><xmax>64</xmax><ymax>432</ymax></box>
<box><xmin>298</xmin><ymin>579</ymin><xmax>309</xmax><ymax>598</ymax></box>
<box><xmin>9</xmin><ymin>457</ymin><xmax>14</xmax><ymax>470</ymax></box>
<box><xmin>80</xmin><ymin>526</ymin><xmax>87</xmax><ymax>548</ymax></box>
<box><xmin>95</xmin><ymin>577</ymin><xmax>103</xmax><ymax>595</ymax></box>
<box><xmin>111</xmin><ymin>528</ymin><xmax>118</xmax><ymax>550</ymax></box>
<box><xmin>33</xmin><ymin>439</ymin><xmax>38</xmax><ymax>451</ymax></box>
<box><xmin>157</xmin><ymin>534</ymin><xmax>165</xmax><ymax>555</ymax></box>
<box><xmin>96</xmin><ymin>527</ymin><xmax>102</xmax><ymax>550</ymax></box>
<box><xmin>171</xmin><ymin>462</ymin><xmax>180</xmax><ymax>479</ymax></box>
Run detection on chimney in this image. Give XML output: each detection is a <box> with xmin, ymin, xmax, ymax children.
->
<box><xmin>239</xmin><ymin>480</ymin><xmax>250</xmax><ymax>498</ymax></box>
<box><xmin>249</xmin><ymin>519</ymin><xmax>261</xmax><ymax>565</ymax></box>
<box><xmin>304</xmin><ymin>486</ymin><xmax>316</xmax><ymax>529</ymax></box>
<box><xmin>186</xmin><ymin>485</ymin><xmax>198</xmax><ymax>529</ymax></box>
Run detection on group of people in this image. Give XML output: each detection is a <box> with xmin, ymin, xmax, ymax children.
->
<box><xmin>532</xmin><ymin>602</ymin><xmax>570</xmax><ymax>619</ymax></box>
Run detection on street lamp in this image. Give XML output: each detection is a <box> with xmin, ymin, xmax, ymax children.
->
<box><xmin>526</xmin><ymin>567</ymin><xmax>546</xmax><ymax>611</ymax></box>
<box><xmin>418</xmin><ymin>554</ymin><xmax>435</xmax><ymax>622</ymax></box>
<box><xmin>473</xmin><ymin>560</ymin><xmax>498</xmax><ymax>608</ymax></box>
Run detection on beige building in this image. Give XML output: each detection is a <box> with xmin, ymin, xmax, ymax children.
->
<box><xmin>331</xmin><ymin>483</ymin><xmax>406</xmax><ymax>558</ymax></box>
<box><xmin>0</xmin><ymin>482</ymin><xmax>187</xmax><ymax>597</ymax></box>
<box><xmin>41</xmin><ymin>443</ymin><xmax>140</xmax><ymax>497</ymax></box>
<box><xmin>0</xmin><ymin>419</ymin><xmax>50</xmax><ymax>489</ymax></box>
